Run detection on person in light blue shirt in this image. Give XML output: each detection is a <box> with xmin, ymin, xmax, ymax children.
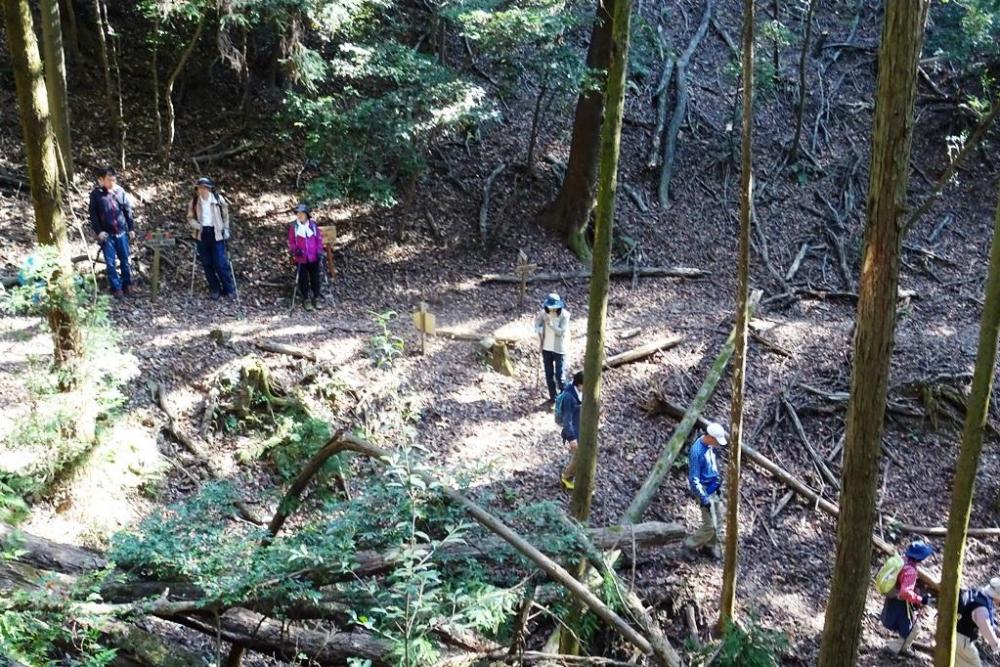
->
<box><xmin>683</xmin><ymin>422</ymin><xmax>728</xmax><ymax>560</ymax></box>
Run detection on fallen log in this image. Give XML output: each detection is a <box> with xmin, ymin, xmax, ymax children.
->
<box><xmin>0</xmin><ymin>522</ymin><xmax>106</xmax><ymax>574</ymax></box>
<box><xmin>894</xmin><ymin>524</ymin><xmax>1000</xmax><ymax>539</ymax></box>
<box><xmin>624</xmin><ymin>290</ymin><xmax>760</xmax><ymax>523</ymax></box>
<box><xmin>603</xmin><ymin>335</ymin><xmax>683</xmax><ymax>369</ymax></box>
<box><xmin>253</xmin><ymin>340</ymin><xmax>318</xmax><ymax>362</ymax></box>
<box><xmin>433</xmin><ymin>326</ymin><xmax>519</xmax><ymax>346</ymax></box>
<box><xmin>481</xmin><ymin>266</ymin><xmax>708</xmax><ymax>284</ymax></box>
<box><xmin>782</xmin><ymin>395</ymin><xmax>839</xmax><ymax>491</ymax></box>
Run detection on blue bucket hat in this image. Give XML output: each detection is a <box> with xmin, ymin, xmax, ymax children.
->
<box><xmin>904</xmin><ymin>541</ymin><xmax>934</xmax><ymax>562</ymax></box>
<box><xmin>542</xmin><ymin>293</ymin><xmax>564</xmax><ymax>310</ymax></box>
<box><xmin>294</xmin><ymin>202</ymin><xmax>312</xmax><ymax>214</ymax></box>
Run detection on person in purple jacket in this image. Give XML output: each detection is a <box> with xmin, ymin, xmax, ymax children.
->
<box><xmin>287</xmin><ymin>203</ymin><xmax>324</xmax><ymax>311</ymax></box>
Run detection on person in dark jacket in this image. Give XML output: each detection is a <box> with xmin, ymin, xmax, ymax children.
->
<box><xmin>287</xmin><ymin>203</ymin><xmax>325</xmax><ymax>311</ymax></box>
<box><xmin>953</xmin><ymin>577</ymin><xmax>1000</xmax><ymax>665</ymax></box>
<box><xmin>559</xmin><ymin>371</ymin><xmax>583</xmax><ymax>490</ymax></box>
<box><xmin>87</xmin><ymin>166</ymin><xmax>135</xmax><ymax>298</ymax></box>
<box><xmin>881</xmin><ymin>541</ymin><xmax>934</xmax><ymax>653</ymax></box>
<box><xmin>682</xmin><ymin>422</ymin><xmax>728</xmax><ymax>559</ymax></box>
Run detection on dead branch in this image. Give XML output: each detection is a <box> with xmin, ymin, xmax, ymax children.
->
<box><xmin>894</xmin><ymin>524</ymin><xmax>1000</xmax><ymax>539</ymax></box>
<box><xmin>659</xmin><ymin>0</ymin><xmax>713</xmax><ymax>205</ymax></box>
<box><xmin>646</xmin><ymin>38</ymin><xmax>675</xmax><ymax>168</ymax></box>
<box><xmin>710</xmin><ymin>16</ymin><xmax>739</xmax><ymax>59</ymax></box>
<box><xmin>253</xmin><ymin>340</ymin><xmax>318</xmax><ymax>362</ymax></box>
<box><xmin>782</xmin><ymin>395</ymin><xmax>839</xmax><ymax>490</ymax></box>
<box><xmin>189</xmin><ymin>141</ymin><xmax>263</xmax><ymax>164</ymax></box>
<box><xmin>481</xmin><ymin>266</ymin><xmax>708</xmax><ymax>284</ymax></box>
<box><xmin>622</xmin><ymin>183</ymin><xmax>649</xmax><ymax>212</ymax></box>
<box><xmin>785</xmin><ymin>242</ymin><xmax>810</xmax><ymax>282</ymax></box>
<box><xmin>604</xmin><ymin>336</ymin><xmax>683</xmax><ymax>369</ymax></box>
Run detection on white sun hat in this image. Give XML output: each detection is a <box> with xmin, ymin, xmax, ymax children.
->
<box><xmin>706</xmin><ymin>422</ymin><xmax>728</xmax><ymax>446</ymax></box>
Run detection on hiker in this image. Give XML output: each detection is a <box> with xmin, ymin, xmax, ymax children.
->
<box><xmin>556</xmin><ymin>371</ymin><xmax>583</xmax><ymax>490</ymax></box>
<box><xmin>534</xmin><ymin>293</ymin><xmax>570</xmax><ymax>404</ymax></box>
<box><xmin>88</xmin><ymin>166</ymin><xmax>135</xmax><ymax>299</ymax></box>
<box><xmin>287</xmin><ymin>203</ymin><xmax>324</xmax><ymax>311</ymax></box>
<box><xmin>682</xmin><ymin>422</ymin><xmax>728</xmax><ymax>560</ymax></box>
<box><xmin>954</xmin><ymin>577</ymin><xmax>1000</xmax><ymax>665</ymax></box>
<box><xmin>187</xmin><ymin>177</ymin><xmax>236</xmax><ymax>300</ymax></box>
<box><xmin>880</xmin><ymin>541</ymin><xmax>934</xmax><ymax>653</ymax></box>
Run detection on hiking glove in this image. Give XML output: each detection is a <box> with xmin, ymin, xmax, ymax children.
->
<box><xmin>920</xmin><ymin>594</ymin><xmax>931</xmax><ymax>606</ymax></box>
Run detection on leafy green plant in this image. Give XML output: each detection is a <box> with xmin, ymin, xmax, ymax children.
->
<box><xmin>706</xmin><ymin>617</ymin><xmax>789</xmax><ymax>667</ymax></box>
<box><xmin>368</xmin><ymin>310</ymin><xmax>406</xmax><ymax>368</ymax></box>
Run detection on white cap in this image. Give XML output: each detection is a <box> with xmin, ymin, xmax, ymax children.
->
<box><xmin>985</xmin><ymin>578</ymin><xmax>1000</xmax><ymax>600</ymax></box>
<box><xmin>706</xmin><ymin>422</ymin><xmax>728</xmax><ymax>446</ymax></box>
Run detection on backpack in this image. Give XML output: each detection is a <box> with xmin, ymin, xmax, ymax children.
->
<box><xmin>553</xmin><ymin>386</ymin><xmax>571</xmax><ymax>426</ymax></box>
<box><xmin>875</xmin><ymin>554</ymin><xmax>904</xmax><ymax>596</ymax></box>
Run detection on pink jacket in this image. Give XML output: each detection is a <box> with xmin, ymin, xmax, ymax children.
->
<box><xmin>288</xmin><ymin>220</ymin><xmax>324</xmax><ymax>264</ymax></box>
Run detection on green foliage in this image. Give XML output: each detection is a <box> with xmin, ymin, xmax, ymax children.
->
<box><xmin>930</xmin><ymin>0</ymin><xmax>1000</xmax><ymax>71</ymax></box>
<box><xmin>367</xmin><ymin>310</ymin><xmax>405</xmax><ymax>368</ymax></box>
<box><xmin>704</xmin><ymin>617</ymin><xmax>789</xmax><ymax>667</ymax></box>
<box><xmin>239</xmin><ymin>411</ymin><xmax>338</xmax><ymax>481</ymax></box>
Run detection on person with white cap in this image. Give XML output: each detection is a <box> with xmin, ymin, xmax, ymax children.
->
<box><xmin>186</xmin><ymin>176</ymin><xmax>235</xmax><ymax>299</ymax></box>
<box><xmin>953</xmin><ymin>577</ymin><xmax>1000</xmax><ymax>665</ymax></box>
<box><xmin>533</xmin><ymin>293</ymin><xmax>570</xmax><ymax>404</ymax></box>
<box><xmin>682</xmin><ymin>422</ymin><xmax>728</xmax><ymax>560</ymax></box>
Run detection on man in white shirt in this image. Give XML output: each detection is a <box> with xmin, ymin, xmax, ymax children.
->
<box><xmin>954</xmin><ymin>578</ymin><xmax>1000</xmax><ymax>666</ymax></box>
<box><xmin>533</xmin><ymin>293</ymin><xmax>570</xmax><ymax>403</ymax></box>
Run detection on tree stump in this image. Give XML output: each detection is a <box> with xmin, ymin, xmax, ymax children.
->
<box><xmin>481</xmin><ymin>337</ymin><xmax>515</xmax><ymax>377</ymax></box>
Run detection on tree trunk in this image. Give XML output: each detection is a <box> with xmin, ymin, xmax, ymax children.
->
<box><xmin>719</xmin><ymin>0</ymin><xmax>754</xmax><ymax>628</ymax></box>
<box><xmin>58</xmin><ymin>0</ymin><xmax>81</xmax><ymax>63</ymax></box>
<box><xmin>560</xmin><ymin>0</ymin><xmax>633</xmax><ymax>653</ymax></box>
<box><xmin>540</xmin><ymin>0</ymin><xmax>616</xmax><ymax>259</ymax></box>
<box><xmin>91</xmin><ymin>0</ymin><xmax>120</xmax><ymax>162</ymax></box>
<box><xmin>933</xmin><ymin>187</ymin><xmax>1000</xmax><ymax>666</ymax></box>
<box><xmin>151</xmin><ymin>13</ymin><xmax>162</xmax><ymax>151</ymax></box>
<box><xmin>771</xmin><ymin>0</ymin><xmax>779</xmax><ymax>72</ymax></box>
<box><xmin>1</xmin><ymin>0</ymin><xmax>82</xmax><ymax>375</ymax></box>
<box><xmin>98</xmin><ymin>0</ymin><xmax>125</xmax><ymax>167</ymax></box>
<box><xmin>817</xmin><ymin>3</ymin><xmax>929</xmax><ymax>666</ymax></box>
<box><xmin>38</xmin><ymin>0</ymin><xmax>73</xmax><ymax>180</ymax></box>
<box><xmin>788</xmin><ymin>0</ymin><xmax>817</xmax><ymax>164</ymax></box>
<box><xmin>163</xmin><ymin>13</ymin><xmax>206</xmax><ymax>160</ymax></box>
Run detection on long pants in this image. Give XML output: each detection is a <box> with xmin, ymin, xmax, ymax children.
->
<box><xmin>101</xmin><ymin>232</ymin><xmax>131</xmax><ymax>292</ymax></box>
<box><xmin>296</xmin><ymin>261</ymin><xmax>322</xmax><ymax>300</ymax></box>
<box><xmin>542</xmin><ymin>350</ymin><xmax>565</xmax><ymax>400</ymax></box>
<box><xmin>684</xmin><ymin>492</ymin><xmax>721</xmax><ymax>551</ymax></box>
<box><xmin>956</xmin><ymin>636</ymin><xmax>983</xmax><ymax>667</ymax></box>
<box><xmin>198</xmin><ymin>227</ymin><xmax>235</xmax><ymax>296</ymax></box>
<box><xmin>561</xmin><ymin>438</ymin><xmax>578</xmax><ymax>480</ymax></box>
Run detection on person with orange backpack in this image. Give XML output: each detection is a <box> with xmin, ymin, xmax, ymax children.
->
<box><xmin>880</xmin><ymin>541</ymin><xmax>934</xmax><ymax>654</ymax></box>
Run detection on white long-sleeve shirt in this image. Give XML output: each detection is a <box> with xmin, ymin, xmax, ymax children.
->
<box><xmin>973</xmin><ymin>607</ymin><xmax>1000</xmax><ymax>651</ymax></box>
<box><xmin>534</xmin><ymin>309</ymin><xmax>570</xmax><ymax>354</ymax></box>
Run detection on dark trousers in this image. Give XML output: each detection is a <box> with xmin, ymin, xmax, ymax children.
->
<box><xmin>198</xmin><ymin>227</ymin><xmax>235</xmax><ymax>296</ymax></box>
<box><xmin>296</xmin><ymin>261</ymin><xmax>321</xmax><ymax>300</ymax></box>
<box><xmin>101</xmin><ymin>232</ymin><xmax>131</xmax><ymax>292</ymax></box>
<box><xmin>542</xmin><ymin>350</ymin><xmax>565</xmax><ymax>400</ymax></box>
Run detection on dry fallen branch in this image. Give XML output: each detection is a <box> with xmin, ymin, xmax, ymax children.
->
<box><xmin>480</xmin><ymin>162</ymin><xmax>506</xmax><ymax>245</ymax></box>
<box><xmin>481</xmin><ymin>266</ymin><xmax>708</xmax><ymax>284</ymax></box>
<box><xmin>604</xmin><ymin>336</ymin><xmax>683</xmax><ymax>369</ymax></box>
<box><xmin>253</xmin><ymin>339</ymin><xmax>318</xmax><ymax>362</ymax></box>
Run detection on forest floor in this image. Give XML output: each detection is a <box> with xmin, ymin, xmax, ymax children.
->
<box><xmin>2</xmin><ymin>0</ymin><xmax>1000</xmax><ymax>665</ymax></box>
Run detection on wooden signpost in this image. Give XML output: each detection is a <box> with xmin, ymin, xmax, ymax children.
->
<box><xmin>145</xmin><ymin>230</ymin><xmax>176</xmax><ymax>297</ymax></box>
<box><xmin>412</xmin><ymin>301</ymin><xmax>436</xmax><ymax>355</ymax></box>
<box><xmin>320</xmin><ymin>224</ymin><xmax>337</xmax><ymax>281</ymax></box>
<box><xmin>514</xmin><ymin>250</ymin><xmax>537</xmax><ymax>308</ymax></box>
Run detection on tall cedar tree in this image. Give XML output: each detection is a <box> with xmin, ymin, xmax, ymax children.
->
<box><xmin>541</xmin><ymin>0</ymin><xmax>615</xmax><ymax>259</ymax></box>
<box><xmin>39</xmin><ymin>0</ymin><xmax>73</xmax><ymax>180</ymax></box>
<box><xmin>559</xmin><ymin>0</ymin><xmax>632</xmax><ymax>653</ymax></box>
<box><xmin>2</xmin><ymin>0</ymin><xmax>82</xmax><ymax>373</ymax></box>
<box><xmin>817</xmin><ymin>3</ymin><xmax>930</xmax><ymax>665</ymax></box>
<box><xmin>933</xmin><ymin>183</ymin><xmax>1000</xmax><ymax>665</ymax></box>
<box><xmin>719</xmin><ymin>0</ymin><xmax>754</xmax><ymax>626</ymax></box>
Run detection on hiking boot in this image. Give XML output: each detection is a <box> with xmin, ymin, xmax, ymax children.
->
<box><xmin>312</xmin><ymin>299</ymin><xmax>323</xmax><ymax>311</ymax></box>
<box><xmin>303</xmin><ymin>301</ymin><xmax>314</xmax><ymax>312</ymax></box>
<box><xmin>705</xmin><ymin>545</ymin><xmax>723</xmax><ymax>561</ymax></box>
<box><xmin>122</xmin><ymin>285</ymin><xmax>132</xmax><ymax>297</ymax></box>
<box><xmin>112</xmin><ymin>289</ymin><xmax>125</xmax><ymax>301</ymax></box>
<box><xmin>560</xmin><ymin>476</ymin><xmax>575</xmax><ymax>491</ymax></box>
<box><xmin>210</xmin><ymin>291</ymin><xmax>222</xmax><ymax>301</ymax></box>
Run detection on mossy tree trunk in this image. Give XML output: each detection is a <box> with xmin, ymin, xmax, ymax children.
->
<box><xmin>2</xmin><ymin>0</ymin><xmax>82</xmax><ymax>377</ymax></box>
<box><xmin>719</xmin><ymin>0</ymin><xmax>755</xmax><ymax>628</ymax></box>
<box><xmin>39</xmin><ymin>0</ymin><xmax>73</xmax><ymax>181</ymax></box>
<box><xmin>933</xmin><ymin>186</ymin><xmax>1000</xmax><ymax>666</ymax></box>
<box><xmin>817</xmin><ymin>3</ymin><xmax>929</xmax><ymax>666</ymax></box>
<box><xmin>540</xmin><ymin>0</ymin><xmax>616</xmax><ymax>259</ymax></box>
<box><xmin>559</xmin><ymin>0</ymin><xmax>632</xmax><ymax>653</ymax></box>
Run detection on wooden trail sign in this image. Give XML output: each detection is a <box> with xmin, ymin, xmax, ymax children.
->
<box><xmin>412</xmin><ymin>301</ymin><xmax>436</xmax><ymax>355</ymax></box>
<box><xmin>145</xmin><ymin>231</ymin><xmax>176</xmax><ymax>297</ymax></box>
<box><xmin>514</xmin><ymin>250</ymin><xmax>537</xmax><ymax>308</ymax></box>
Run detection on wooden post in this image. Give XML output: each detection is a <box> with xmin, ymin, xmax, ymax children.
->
<box><xmin>144</xmin><ymin>231</ymin><xmax>176</xmax><ymax>298</ymax></box>
<box><xmin>412</xmin><ymin>301</ymin><xmax>435</xmax><ymax>355</ymax></box>
<box><xmin>514</xmin><ymin>250</ymin><xmax>537</xmax><ymax>309</ymax></box>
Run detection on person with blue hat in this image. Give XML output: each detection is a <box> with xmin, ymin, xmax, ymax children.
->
<box><xmin>186</xmin><ymin>176</ymin><xmax>236</xmax><ymax>300</ymax></box>
<box><xmin>533</xmin><ymin>293</ymin><xmax>570</xmax><ymax>404</ymax></box>
<box><xmin>881</xmin><ymin>540</ymin><xmax>934</xmax><ymax>653</ymax></box>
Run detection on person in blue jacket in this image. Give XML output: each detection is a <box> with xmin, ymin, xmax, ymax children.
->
<box><xmin>88</xmin><ymin>166</ymin><xmax>135</xmax><ymax>299</ymax></box>
<box><xmin>559</xmin><ymin>371</ymin><xmax>583</xmax><ymax>490</ymax></box>
<box><xmin>683</xmin><ymin>422</ymin><xmax>728</xmax><ymax>559</ymax></box>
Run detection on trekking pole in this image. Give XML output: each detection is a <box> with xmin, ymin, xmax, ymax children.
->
<box><xmin>227</xmin><ymin>253</ymin><xmax>243</xmax><ymax>319</ymax></box>
<box><xmin>289</xmin><ymin>264</ymin><xmax>301</xmax><ymax>316</ymax></box>
<box><xmin>188</xmin><ymin>240</ymin><xmax>198</xmax><ymax>300</ymax></box>
<box><xmin>898</xmin><ymin>605</ymin><xmax>928</xmax><ymax>654</ymax></box>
